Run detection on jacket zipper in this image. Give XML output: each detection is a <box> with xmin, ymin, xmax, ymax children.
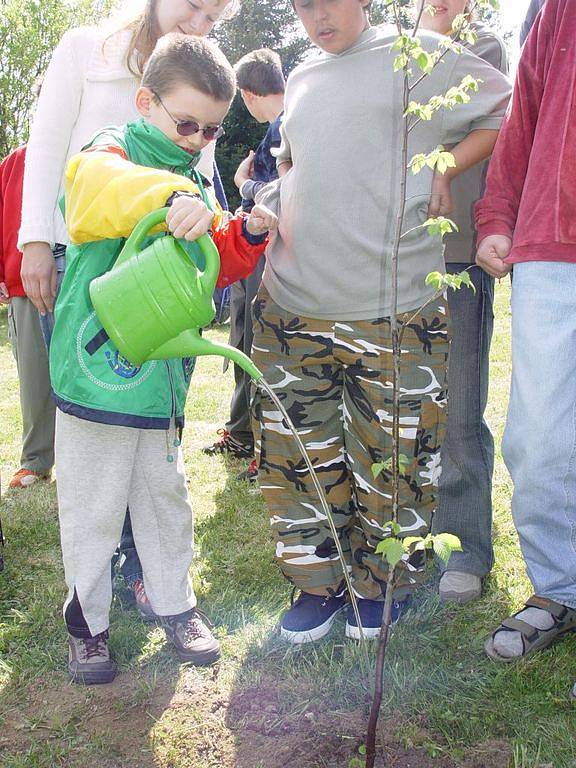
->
<box><xmin>165</xmin><ymin>361</ymin><xmax>177</xmax><ymax>463</ymax></box>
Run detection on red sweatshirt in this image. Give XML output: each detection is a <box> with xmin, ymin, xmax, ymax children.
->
<box><xmin>475</xmin><ymin>0</ymin><xmax>576</xmax><ymax>264</ymax></box>
<box><xmin>0</xmin><ymin>146</ymin><xmax>26</xmax><ymax>297</ymax></box>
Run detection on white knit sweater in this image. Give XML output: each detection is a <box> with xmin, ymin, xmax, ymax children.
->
<box><xmin>19</xmin><ymin>26</ymin><xmax>215</xmax><ymax>249</ymax></box>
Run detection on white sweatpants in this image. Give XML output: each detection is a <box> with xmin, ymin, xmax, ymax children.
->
<box><xmin>55</xmin><ymin>410</ymin><xmax>196</xmax><ymax>637</ymax></box>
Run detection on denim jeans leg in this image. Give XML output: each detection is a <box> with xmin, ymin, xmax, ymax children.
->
<box><xmin>502</xmin><ymin>262</ymin><xmax>576</xmax><ymax>610</ymax></box>
<box><xmin>117</xmin><ymin>508</ymin><xmax>144</xmax><ymax>586</ymax></box>
<box><xmin>225</xmin><ymin>255</ymin><xmax>265</xmax><ymax>444</ymax></box>
<box><xmin>433</xmin><ymin>264</ymin><xmax>495</xmax><ymax>576</ymax></box>
<box><xmin>39</xmin><ymin>247</ymin><xmax>66</xmax><ymax>351</ymax></box>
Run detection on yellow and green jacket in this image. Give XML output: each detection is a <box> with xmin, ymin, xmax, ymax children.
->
<box><xmin>50</xmin><ymin>118</ymin><xmax>266</xmax><ymax>429</ymax></box>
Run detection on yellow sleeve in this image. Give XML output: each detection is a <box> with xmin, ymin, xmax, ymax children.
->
<box><xmin>64</xmin><ymin>150</ymin><xmax>201</xmax><ymax>243</ymax></box>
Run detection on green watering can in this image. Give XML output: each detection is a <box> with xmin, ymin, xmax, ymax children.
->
<box><xmin>89</xmin><ymin>207</ymin><xmax>262</xmax><ymax>381</ymax></box>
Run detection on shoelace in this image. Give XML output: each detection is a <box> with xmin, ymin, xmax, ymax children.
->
<box><xmin>214</xmin><ymin>428</ymin><xmax>232</xmax><ymax>447</ymax></box>
<box><xmin>82</xmin><ymin>634</ymin><xmax>108</xmax><ymax>661</ymax></box>
<box><xmin>290</xmin><ymin>589</ymin><xmax>333</xmax><ymax>609</ymax></box>
<box><xmin>183</xmin><ymin>616</ymin><xmax>207</xmax><ymax>642</ymax></box>
<box><xmin>168</xmin><ymin>608</ymin><xmax>214</xmax><ymax>639</ymax></box>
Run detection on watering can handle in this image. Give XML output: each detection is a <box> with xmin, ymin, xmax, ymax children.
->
<box><xmin>114</xmin><ymin>207</ymin><xmax>221</xmax><ymax>297</ymax></box>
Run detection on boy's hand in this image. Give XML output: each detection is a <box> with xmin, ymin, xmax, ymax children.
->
<box><xmin>476</xmin><ymin>235</ymin><xmax>513</xmax><ymax>278</ymax></box>
<box><xmin>21</xmin><ymin>242</ymin><xmax>57</xmax><ymax>315</ymax></box>
<box><xmin>166</xmin><ymin>194</ymin><xmax>214</xmax><ymax>242</ymax></box>
<box><xmin>246</xmin><ymin>204</ymin><xmax>278</xmax><ymax>236</ymax></box>
<box><xmin>0</xmin><ymin>282</ymin><xmax>9</xmax><ymax>305</ymax></box>
<box><xmin>234</xmin><ymin>150</ymin><xmax>255</xmax><ymax>190</ymax></box>
<box><xmin>278</xmin><ymin>160</ymin><xmax>292</xmax><ymax>177</ymax></box>
<box><xmin>428</xmin><ymin>172</ymin><xmax>454</xmax><ymax>217</ymax></box>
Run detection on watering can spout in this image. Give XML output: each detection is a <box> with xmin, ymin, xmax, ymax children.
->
<box><xmin>154</xmin><ymin>329</ymin><xmax>263</xmax><ymax>382</ymax></box>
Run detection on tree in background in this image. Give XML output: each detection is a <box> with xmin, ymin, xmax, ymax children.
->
<box><xmin>0</xmin><ymin>0</ymin><xmax>115</xmax><ymax>158</ymax></box>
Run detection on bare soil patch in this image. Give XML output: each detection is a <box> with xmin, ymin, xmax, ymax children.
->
<box><xmin>0</xmin><ymin>671</ymin><xmax>512</xmax><ymax>767</ymax></box>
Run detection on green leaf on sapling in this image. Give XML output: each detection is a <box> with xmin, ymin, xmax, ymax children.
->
<box><xmin>432</xmin><ymin>533</ymin><xmax>463</xmax><ymax>564</ymax></box>
<box><xmin>425</xmin><ymin>271</ymin><xmax>444</xmax><ymax>291</ymax></box>
<box><xmin>382</xmin><ymin>520</ymin><xmax>402</xmax><ymax>536</ymax></box>
<box><xmin>375</xmin><ymin>538</ymin><xmax>406</xmax><ymax>567</ymax></box>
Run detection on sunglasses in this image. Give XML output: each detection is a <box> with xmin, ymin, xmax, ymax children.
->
<box><xmin>153</xmin><ymin>92</ymin><xmax>225</xmax><ymax>141</ymax></box>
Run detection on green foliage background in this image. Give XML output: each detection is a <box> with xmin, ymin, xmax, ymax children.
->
<box><xmin>0</xmin><ymin>0</ymin><xmax>500</xmax><ymax>203</ymax></box>
<box><xmin>0</xmin><ymin>0</ymin><xmax>116</xmax><ymax>157</ymax></box>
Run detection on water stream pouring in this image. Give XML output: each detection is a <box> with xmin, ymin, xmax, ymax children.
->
<box><xmin>90</xmin><ymin>208</ymin><xmax>364</xmax><ymax>639</ymax></box>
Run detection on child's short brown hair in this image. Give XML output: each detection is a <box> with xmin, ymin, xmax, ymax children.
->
<box><xmin>290</xmin><ymin>0</ymin><xmax>372</xmax><ymax>11</ymax></box>
<box><xmin>234</xmin><ymin>49</ymin><xmax>285</xmax><ymax>96</ymax></box>
<box><xmin>142</xmin><ymin>33</ymin><xmax>236</xmax><ymax>104</ymax></box>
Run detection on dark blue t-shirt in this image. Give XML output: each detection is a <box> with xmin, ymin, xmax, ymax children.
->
<box><xmin>241</xmin><ymin>113</ymin><xmax>283</xmax><ymax>212</ymax></box>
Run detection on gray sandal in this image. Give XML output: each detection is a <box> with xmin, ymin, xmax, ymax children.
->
<box><xmin>485</xmin><ymin>595</ymin><xmax>576</xmax><ymax>662</ymax></box>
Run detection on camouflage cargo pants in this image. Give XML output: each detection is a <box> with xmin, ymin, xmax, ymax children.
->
<box><xmin>251</xmin><ymin>287</ymin><xmax>450</xmax><ymax>600</ymax></box>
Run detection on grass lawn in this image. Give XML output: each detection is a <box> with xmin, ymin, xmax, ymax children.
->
<box><xmin>0</xmin><ymin>283</ymin><xmax>574</xmax><ymax>768</ymax></box>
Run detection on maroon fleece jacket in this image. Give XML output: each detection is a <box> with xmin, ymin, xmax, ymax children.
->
<box><xmin>475</xmin><ymin>0</ymin><xmax>576</xmax><ymax>264</ymax></box>
<box><xmin>0</xmin><ymin>146</ymin><xmax>26</xmax><ymax>298</ymax></box>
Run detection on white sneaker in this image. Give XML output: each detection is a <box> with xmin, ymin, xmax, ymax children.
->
<box><xmin>439</xmin><ymin>571</ymin><xmax>481</xmax><ymax>604</ymax></box>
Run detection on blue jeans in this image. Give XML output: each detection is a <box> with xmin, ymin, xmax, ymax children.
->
<box><xmin>111</xmin><ymin>509</ymin><xmax>144</xmax><ymax>585</ymax></box>
<box><xmin>433</xmin><ymin>264</ymin><xmax>495</xmax><ymax>576</ymax></box>
<box><xmin>39</xmin><ymin>246</ymin><xmax>66</xmax><ymax>349</ymax></box>
<box><xmin>503</xmin><ymin>262</ymin><xmax>576</xmax><ymax>609</ymax></box>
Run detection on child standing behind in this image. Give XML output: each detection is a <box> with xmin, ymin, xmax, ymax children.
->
<box><xmin>0</xmin><ymin>146</ymin><xmax>55</xmax><ymax>489</ymax></box>
<box><xmin>204</xmin><ymin>49</ymin><xmax>284</xmax><ymax>473</ymax></box>
<box><xmin>52</xmin><ymin>34</ymin><xmax>276</xmax><ymax>684</ymax></box>
<box><xmin>418</xmin><ymin>1</ymin><xmax>509</xmax><ymax>606</ymax></box>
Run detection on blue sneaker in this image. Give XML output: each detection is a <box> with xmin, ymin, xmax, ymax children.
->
<box><xmin>345</xmin><ymin>596</ymin><xmax>410</xmax><ymax>640</ymax></box>
<box><xmin>280</xmin><ymin>591</ymin><xmax>346</xmax><ymax>644</ymax></box>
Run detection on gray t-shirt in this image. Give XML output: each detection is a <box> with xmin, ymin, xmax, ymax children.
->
<box><xmin>258</xmin><ymin>25</ymin><xmax>511</xmax><ymax>320</ymax></box>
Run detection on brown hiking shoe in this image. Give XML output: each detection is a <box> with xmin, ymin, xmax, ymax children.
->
<box><xmin>68</xmin><ymin>631</ymin><xmax>118</xmax><ymax>685</ymax></box>
<box><xmin>161</xmin><ymin>608</ymin><xmax>221</xmax><ymax>665</ymax></box>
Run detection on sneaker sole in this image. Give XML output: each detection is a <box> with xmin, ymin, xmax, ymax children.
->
<box><xmin>345</xmin><ymin>601</ymin><xmax>410</xmax><ymax>640</ymax></box>
<box><xmin>439</xmin><ymin>588</ymin><xmax>481</xmax><ymax>604</ymax></box>
<box><xmin>69</xmin><ymin>664</ymin><xmax>118</xmax><ymax>685</ymax></box>
<box><xmin>202</xmin><ymin>446</ymin><xmax>254</xmax><ymax>459</ymax></box>
<box><xmin>280</xmin><ymin>607</ymin><xmax>345</xmax><ymax>645</ymax></box>
<box><xmin>9</xmin><ymin>474</ymin><xmax>50</xmax><ymax>489</ymax></box>
<box><xmin>174</xmin><ymin>646</ymin><xmax>221</xmax><ymax>666</ymax></box>
<box><xmin>344</xmin><ymin>622</ymin><xmax>381</xmax><ymax>641</ymax></box>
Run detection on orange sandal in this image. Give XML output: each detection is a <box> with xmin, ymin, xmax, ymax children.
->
<box><xmin>8</xmin><ymin>469</ymin><xmax>50</xmax><ymax>489</ymax></box>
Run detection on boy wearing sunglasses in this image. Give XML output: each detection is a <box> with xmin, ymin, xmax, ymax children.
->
<box><xmin>50</xmin><ymin>33</ymin><xmax>276</xmax><ymax>685</ymax></box>
<box><xmin>252</xmin><ymin>0</ymin><xmax>511</xmax><ymax>643</ymax></box>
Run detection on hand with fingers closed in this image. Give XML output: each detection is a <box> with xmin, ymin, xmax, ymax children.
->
<box><xmin>246</xmin><ymin>204</ymin><xmax>278</xmax><ymax>237</ymax></box>
<box><xmin>476</xmin><ymin>234</ymin><xmax>512</xmax><ymax>279</ymax></box>
<box><xmin>165</xmin><ymin>194</ymin><xmax>214</xmax><ymax>242</ymax></box>
<box><xmin>234</xmin><ymin>150</ymin><xmax>255</xmax><ymax>191</ymax></box>
<box><xmin>428</xmin><ymin>171</ymin><xmax>454</xmax><ymax>217</ymax></box>
<box><xmin>20</xmin><ymin>242</ymin><xmax>58</xmax><ymax>315</ymax></box>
